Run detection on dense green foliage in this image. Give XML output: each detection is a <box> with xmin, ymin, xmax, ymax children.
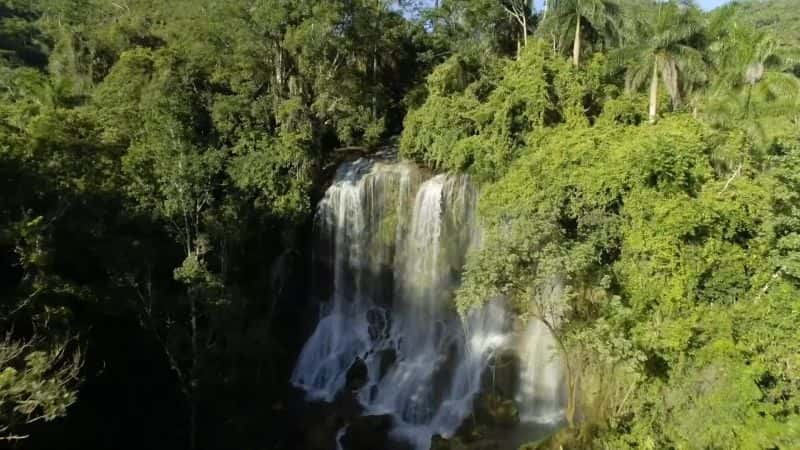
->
<box><xmin>401</xmin><ymin>43</ymin><xmax>606</xmax><ymax>180</ymax></box>
<box><xmin>0</xmin><ymin>0</ymin><xmax>432</xmax><ymax>447</ymax></box>
<box><xmin>1</xmin><ymin>0</ymin><xmax>799</xmax><ymax>449</ymax></box>
<box><xmin>400</xmin><ymin>1</ymin><xmax>800</xmax><ymax>448</ymax></box>
<box><xmin>457</xmin><ymin>115</ymin><xmax>800</xmax><ymax>448</ymax></box>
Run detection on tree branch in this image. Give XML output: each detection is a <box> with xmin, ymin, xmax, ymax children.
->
<box><xmin>718</xmin><ymin>163</ymin><xmax>742</xmax><ymax>194</ymax></box>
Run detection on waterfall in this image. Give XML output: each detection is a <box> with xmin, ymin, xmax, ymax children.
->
<box><xmin>516</xmin><ymin>320</ymin><xmax>567</xmax><ymax>424</ymax></box>
<box><xmin>291</xmin><ymin>158</ymin><xmax>564</xmax><ymax>449</ymax></box>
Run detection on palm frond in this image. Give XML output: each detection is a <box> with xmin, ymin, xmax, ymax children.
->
<box><xmin>753</xmin><ymin>71</ymin><xmax>800</xmax><ymax>102</ymax></box>
<box><xmin>626</xmin><ymin>55</ymin><xmax>653</xmax><ymax>92</ymax></box>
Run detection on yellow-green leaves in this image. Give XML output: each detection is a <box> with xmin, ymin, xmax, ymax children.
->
<box><xmin>401</xmin><ymin>40</ymin><xmax>609</xmax><ymax>182</ymax></box>
<box><xmin>461</xmin><ymin>111</ymin><xmax>800</xmax><ymax>448</ymax></box>
<box><xmin>0</xmin><ymin>338</ymin><xmax>81</xmax><ymax>439</ymax></box>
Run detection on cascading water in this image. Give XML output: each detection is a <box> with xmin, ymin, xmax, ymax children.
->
<box><xmin>291</xmin><ymin>157</ymin><xmax>565</xmax><ymax>449</ymax></box>
<box><xmin>516</xmin><ymin>320</ymin><xmax>567</xmax><ymax>424</ymax></box>
<box><xmin>292</xmin><ymin>159</ymin><xmax>416</xmax><ymax>402</ymax></box>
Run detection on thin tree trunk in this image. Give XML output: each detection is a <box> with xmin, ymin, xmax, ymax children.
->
<box><xmin>743</xmin><ymin>83</ymin><xmax>754</xmax><ymax>118</ymax></box>
<box><xmin>522</xmin><ymin>14</ymin><xmax>528</xmax><ymax>48</ymax></box>
<box><xmin>649</xmin><ymin>60</ymin><xmax>659</xmax><ymax>123</ymax></box>
<box><xmin>502</xmin><ymin>3</ymin><xmax>527</xmax><ymax>54</ymax></box>
<box><xmin>372</xmin><ymin>48</ymin><xmax>377</xmax><ymax>121</ymax></box>
<box><xmin>572</xmin><ymin>15</ymin><xmax>581</xmax><ymax>67</ymax></box>
<box><xmin>372</xmin><ymin>0</ymin><xmax>380</xmax><ymax>121</ymax></box>
<box><xmin>275</xmin><ymin>48</ymin><xmax>282</xmax><ymax>91</ymax></box>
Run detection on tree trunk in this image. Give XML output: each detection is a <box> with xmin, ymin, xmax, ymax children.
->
<box><xmin>275</xmin><ymin>48</ymin><xmax>283</xmax><ymax>91</ymax></box>
<box><xmin>649</xmin><ymin>60</ymin><xmax>659</xmax><ymax>123</ymax></box>
<box><xmin>372</xmin><ymin>0</ymin><xmax>380</xmax><ymax>121</ymax></box>
<box><xmin>743</xmin><ymin>83</ymin><xmax>754</xmax><ymax>118</ymax></box>
<box><xmin>372</xmin><ymin>48</ymin><xmax>378</xmax><ymax>121</ymax></box>
<box><xmin>189</xmin><ymin>294</ymin><xmax>198</xmax><ymax>450</ymax></box>
<box><xmin>572</xmin><ymin>15</ymin><xmax>581</xmax><ymax>67</ymax></box>
<box><xmin>522</xmin><ymin>14</ymin><xmax>528</xmax><ymax>48</ymax></box>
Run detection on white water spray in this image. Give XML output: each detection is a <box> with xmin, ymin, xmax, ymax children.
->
<box><xmin>291</xmin><ymin>158</ymin><xmax>565</xmax><ymax>449</ymax></box>
<box><xmin>516</xmin><ymin>320</ymin><xmax>566</xmax><ymax>424</ymax></box>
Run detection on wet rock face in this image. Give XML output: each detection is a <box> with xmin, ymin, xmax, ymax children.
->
<box><xmin>303</xmin><ymin>413</ymin><xmax>342</xmax><ymax>450</ymax></box>
<box><xmin>367</xmin><ymin>307</ymin><xmax>392</xmax><ymax>339</ymax></box>
<box><xmin>482</xmin><ymin>350</ymin><xmax>520</xmax><ymax>399</ymax></box>
<box><xmin>430</xmin><ymin>432</ymin><xmax>507</xmax><ymax>450</ymax></box>
<box><xmin>430</xmin><ymin>434</ymin><xmax>451</xmax><ymax>450</ymax></box>
<box><xmin>346</xmin><ymin>357</ymin><xmax>368</xmax><ymax>391</ymax></box>
<box><xmin>478</xmin><ymin>393</ymin><xmax>519</xmax><ymax>428</ymax></box>
<box><xmin>339</xmin><ymin>414</ymin><xmax>393</xmax><ymax>450</ymax></box>
<box><xmin>287</xmin><ymin>384</ymin><xmax>362</xmax><ymax>450</ymax></box>
<box><xmin>454</xmin><ymin>419</ymin><xmax>487</xmax><ymax>444</ymax></box>
<box><xmin>377</xmin><ymin>348</ymin><xmax>397</xmax><ymax>379</ymax></box>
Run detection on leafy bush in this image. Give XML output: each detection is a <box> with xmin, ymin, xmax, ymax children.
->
<box><xmin>457</xmin><ymin>113</ymin><xmax>800</xmax><ymax>447</ymax></box>
<box><xmin>401</xmin><ymin>40</ymin><xmax>608</xmax><ymax>182</ymax></box>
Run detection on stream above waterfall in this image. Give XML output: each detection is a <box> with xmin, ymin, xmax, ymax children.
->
<box><xmin>291</xmin><ymin>157</ymin><xmax>566</xmax><ymax>450</ymax></box>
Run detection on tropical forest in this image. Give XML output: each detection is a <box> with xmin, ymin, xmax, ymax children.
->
<box><xmin>1</xmin><ymin>0</ymin><xmax>799</xmax><ymax>449</ymax></box>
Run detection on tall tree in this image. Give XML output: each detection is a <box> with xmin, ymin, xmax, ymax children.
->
<box><xmin>707</xmin><ymin>14</ymin><xmax>800</xmax><ymax>118</ymax></box>
<box><xmin>500</xmin><ymin>0</ymin><xmax>533</xmax><ymax>53</ymax></box>
<box><xmin>622</xmin><ymin>0</ymin><xmax>705</xmax><ymax>122</ymax></box>
<box><xmin>544</xmin><ymin>0</ymin><xmax>620</xmax><ymax>66</ymax></box>
<box><xmin>422</xmin><ymin>0</ymin><xmax>521</xmax><ymax>56</ymax></box>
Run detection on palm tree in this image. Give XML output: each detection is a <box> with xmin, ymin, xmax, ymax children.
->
<box><xmin>698</xmin><ymin>8</ymin><xmax>800</xmax><ymax>144</ymax></box>
<box><xmin>707</xmin><ymin>19</ymin><xmax>800</xmax><ymax>119</ymax></box>
<box><xmin>622</xmin><ymin>0</ymin><xmax>706</xmax><ymax>123</ymax></box>
<box><xmin>544</xmin><ymin>0</ymin><xmax>620</xmax><ymax>66</ymax></box>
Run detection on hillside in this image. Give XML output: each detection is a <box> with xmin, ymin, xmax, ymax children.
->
<box><xmin>734</xmin><ymin>0</ymin><xmax>800</xmax><ymax>48</ymax></box>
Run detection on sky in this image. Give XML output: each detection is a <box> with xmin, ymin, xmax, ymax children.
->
<box><xmin>695</xmin><ymin>0</ymin><xmax>734</xmax><ymax>9</ymax></box>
